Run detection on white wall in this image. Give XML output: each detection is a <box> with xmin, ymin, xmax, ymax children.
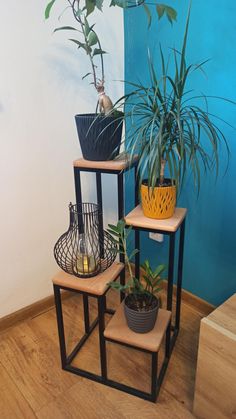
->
<box><xmin>0</xmin><ymin>1</ymin><xmax>124</xmax><ymax>317</ymax></box>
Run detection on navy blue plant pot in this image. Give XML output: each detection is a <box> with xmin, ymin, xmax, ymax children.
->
<box><xmin>75</xmin><ymin>113</ymin><xmax>123</xmax><ymax>161</ymax></box>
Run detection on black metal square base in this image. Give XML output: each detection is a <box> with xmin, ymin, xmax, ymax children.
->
<box><xmin>53</xmin><ymin>284</ymin><xmax>178</xmax><ymax>402</ymax></box>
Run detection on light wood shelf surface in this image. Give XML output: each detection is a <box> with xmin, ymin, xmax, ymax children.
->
<box><xmin>52</xmin><ymin>262</ymin><xmax>124</xmax><ymax>296</ymax></box>
<box><xmin>104</xmin><ymin>302</ymin><xmax>171</xmax><ymax>352</ymax></box>
<box><xmin>73</xmin><ymin>156</ymin><xmax>138</xmax><ymax>171</ymax></box>
<box><xmin>125</xmin><ymin>205</ymin><xmax>187</xmax><ymax>232</ymax></box>
<box><xmin>204</xmin><ymin>292</ymin><xmax>236</xmax><ymax>337</ymax></box>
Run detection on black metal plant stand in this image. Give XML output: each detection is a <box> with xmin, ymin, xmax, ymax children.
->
<box><xmin>124</xmin><ymin>206</ymin><xmax>187</xmax><ymax>353</ymax></box>
<box><xmin>53</xmin><ymin>157</ymin><xmax>186</xmax><ymax>403</ymax></box>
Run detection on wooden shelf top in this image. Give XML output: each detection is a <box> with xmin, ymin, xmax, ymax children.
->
<box><xmin>125</xmin><ymin>205</ymin><xmax>187</xmax><ymax>232</ymax></box>
<box><xmin>52</xmin><ymin>262</ymin><xmax>124</xmax><ymax>296</ymax></box>
<box><xmin>104</xmin><ymin>302</ymin><xmax>171</xmax><ymax>352</ymax></box>
<box><xmin>73</xmin><ymin>156</ymin><xmax>138</xmax><ymax>172</ymax></box>
<box><xmin>204</xmin><ymin>293</ymin><xmax>236</xmax><ymax>337</ymax></box>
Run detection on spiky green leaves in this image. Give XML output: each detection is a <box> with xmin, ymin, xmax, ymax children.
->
<box><xmin>116</xmin><ymin>7</ymin><xmax>231</xmax><ymax>195</ymax></box>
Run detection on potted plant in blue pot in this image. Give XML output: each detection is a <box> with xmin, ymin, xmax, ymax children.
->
<box><xmin>44</xmin><ymin>0</ymin><xmax>176</xmax><ymax>161</ymax></box>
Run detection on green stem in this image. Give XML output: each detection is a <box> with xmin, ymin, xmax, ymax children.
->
<box><xmin>70</xmin><ymin>0</ymin><xmax>105</xmax><ymax>90</ymax></box>
<box><xmin>160</xmin><ymin>158</ymin><xmax>166</xmax><ymax>185</ymax></box>
<box><xmin>122</xmin><ymin>236</ymin><xmax>133</xmax><ymax>282</ymax></box>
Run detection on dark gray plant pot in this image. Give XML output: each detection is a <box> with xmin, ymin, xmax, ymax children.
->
<box><xmin>75</xmin><ymin>113</ymin><xmax>123</xmax><ymax>161</ymax></box>
<box><xmin>124</xmin><ymin>295</ymin><xmax>159</xmax><ymax>334</ymax></box>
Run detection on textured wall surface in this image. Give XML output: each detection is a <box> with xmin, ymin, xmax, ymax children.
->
<box><xmin>124</xmin><ymin>0</ymin><xmax>236</xmax><ymax>305</ymax></box>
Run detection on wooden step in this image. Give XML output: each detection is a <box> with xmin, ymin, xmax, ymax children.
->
<box><xmin>73</xmin><ymin>156</ymin><xmax>138</xmax><ymax>172</ymax></box>
<box><xmin>104</xmin><ymin>301</ymin><xmax>171</xmax><ymax>352</ymax></box>
<box><xmin>52</xmin><ymin>262</ymin><xmax>124</xmax><ymax>296</ymax></box>
<box><xmin>125</xmin><ymin>205</ymin><xmax>187</xmax><ymax>233</ymax></box>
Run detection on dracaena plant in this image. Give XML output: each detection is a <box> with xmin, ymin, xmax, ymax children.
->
<box><xmin>107</xmin><ymin>220</ymin><xmax>165</xmax><ymax>309</ymax></box>
<box><xmin>45</xmin><ymin>0</ymin><xmax>177</xmax><ymax>112</ymax></box>
<box><xmin>118</xmin><ymin>7</ymin><xmax>233</xmax><ymax>193</ymax></box>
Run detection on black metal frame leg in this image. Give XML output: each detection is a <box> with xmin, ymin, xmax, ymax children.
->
<box><xmin>83</xmin><ymin>294</ymin><xmax>90</xmax><ymax>334</ymax></box>
<box><xmin>151</xmin><ymin>352</ymin><xmax>158</xmax><ymax>401</ymax></box>
<box><xmin>96</xmin><ymin>172</ymin><xmax>104</xmax><ymax>259</ymax></box>
<box><xmin>53</xmin><ymin>284</ymin><xmax>67</xmax><ymax>368</ymax></box>
<box><xmin>167</xmin><ymin>234</ymin><xmax>175</xmax><ymax>312</ymax></box>
<box><xmin>117</xmin><ymin>171</ymin><xmax>125</xmax><ymax>302</ymax></box>
<box><xmin>165</xmin><ymin>323</ymin><xmax>171</xmax><ymax>359</ymax></box>
<box><xmin>175</xmin><ymin>219</ymin><xmax>186</xmax><ymax>330</ymax></box>
<box><xmin>135</xmin><ymin>229</ymin><xmax>140</xmax><ymax>280</ymax></box>
<box><xmin>98</xmin><ymin>295</ymin><xmax>107</xmax><ymax>379</ymax></box>
<box><xmin>74</xmin><ymin>167</ymin><xmax>84</xmax><ymax>231</ymax></box>
<box><xmin>134</xmin><ymin>165</ymin><xmax>139</xmax><ymax>206</ymax></box>
<box><xmin>74</xmin><ymin>167</ymin><xmax>91</xmax><ymax>333</ymax></box>
<box><xmin>117</xmin><ymin>172</ymin><xmax>124</xmax><ymax>220</ymax></box>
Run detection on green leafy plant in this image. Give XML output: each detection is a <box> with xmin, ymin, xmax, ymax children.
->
<box><xmin>118</xmin><ymin>7</ymin><xmax>233</xmax><ymax>193</ymax></box>
<box><xmin>45</xmin><ymin>0</ymin><xmax>177</xmax><ymax>111</ymax></box>
<box><xmin>107</xmin><ymin>220</ymin><xmax>165</xmax><ymax>310</ymax></box>
<box><xmin>141</xmin><ymin>259</ymin><xmax>164</xmax><ymax>295</ymax></box>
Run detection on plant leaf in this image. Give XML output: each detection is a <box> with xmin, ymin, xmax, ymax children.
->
<box><xmin>69</xmin><ymin>39</ymin><xmax>87</xmax><ymax>51</ymax></box>
<box><xmin>128</xmin><ymin>249</ymin><xmax>139</xmax><ymax>260</ymax></box>
<box><xmin>156</xmin><ymin>4</ymin><xmax>165</xmax><ymax>20</ymax></box>
<box><xmin>107</xmin><ymin>224</ymin><xmax>121</xmax><ymax>234</ymax></box>
<box><xmin>86</xmin><ymin>0</ymin><xmax>96</xmax><ymax>16</ymax></box>
<box><xmin>143</xmin><ymin>4</ymin><xmax>152</xmax><ymax>29</ymax></box>
<box><xmin>96</xmin><ymin>0</ymin><xmax>103</xmax><ymax>10</ymax></box>
<box><xmin>88</xmin><ymin>31</ymin><xmax>98</xmax><ymax>46</ymax></box>
<box><xmin>45</xmin><ymin>0</ymin><xmax>57</xmax><ymax>19</ymax></box>
<box><xmin>93</xmin><ymin>48</ymin><xmax>107</xmax><ymax>56</ymax></box>
<box><xmin>82</xmin><ymin>72</ymin><xmax>92</xmax><ymax>80</ymax></box>
<box><xmin>53</xmin><ymin>26</ymin><xmax>77</xmax><ymax>33</ymax></box>
<box><xmin>153</xmin><ymin>264</ymin><xmax>166</xmax><ymax>278</ymax></box>
<box><xmin>166</xmin><ymin>6</ymin><xmax>177</xmax><ymax>24</ymax></box>
<box><xmin>84</xmin><ymin>18</ymin><xmax>90</xmax><ymax>37</ymax></box>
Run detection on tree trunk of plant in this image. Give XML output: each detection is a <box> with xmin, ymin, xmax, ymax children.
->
<box><xmin>160</xmin><ymin>159</ymin><xmax>166</xmax><ymax>186</ymax></box>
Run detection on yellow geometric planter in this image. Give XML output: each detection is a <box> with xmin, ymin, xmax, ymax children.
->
<box><xmin>141</xmin><ymin>183</ymin><xmax>176</xmax><ymax>219</ymax></box>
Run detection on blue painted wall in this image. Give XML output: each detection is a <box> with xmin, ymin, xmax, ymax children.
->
<box><xmin>124</xmin><ymin>0</ymin><xmax>236</xmax><ymax>305</ymax></box>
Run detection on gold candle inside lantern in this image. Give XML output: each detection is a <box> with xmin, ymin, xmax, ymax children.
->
<box><xmin>76</xmin><ymin>254</ymin><xmax>97</xmax><ymax>275</ymax></box>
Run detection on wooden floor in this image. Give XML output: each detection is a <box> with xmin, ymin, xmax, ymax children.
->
<box><xmin>0</xmin><ymin>289</ymin><xmax>208</xmax><ymax>419</ymax></box>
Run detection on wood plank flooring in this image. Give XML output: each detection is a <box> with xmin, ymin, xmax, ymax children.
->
<box><xmin>0</xmin><ymin>289</ymin><xmax>207</xmax><ymax>418</ymax></box>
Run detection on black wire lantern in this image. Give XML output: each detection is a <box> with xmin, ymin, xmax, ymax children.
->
<box><xmin>54</xmin><ymin>203</ymin><xmax>116</xmax><ymax>278</ymax></box>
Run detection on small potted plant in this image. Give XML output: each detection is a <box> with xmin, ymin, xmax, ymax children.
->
<box><xmin>107</xmin><ymin>220</ymin><xmax>165</xmax><ymax>333</ymax></box>
<box><xmin>118</xmin><ymin>8</ymin><xmax>231</xmax><ymax>219</ymax></box>
<box><xmin>44</xmin><ymin>1</ymin><xmax>177</xmax><ymax>161</ymax></box>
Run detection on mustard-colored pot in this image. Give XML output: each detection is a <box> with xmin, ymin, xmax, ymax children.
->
<box><xmin>141</xmin><ymin>182</ymin><xmax>176</xmax><ymax>219</ymax></box>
